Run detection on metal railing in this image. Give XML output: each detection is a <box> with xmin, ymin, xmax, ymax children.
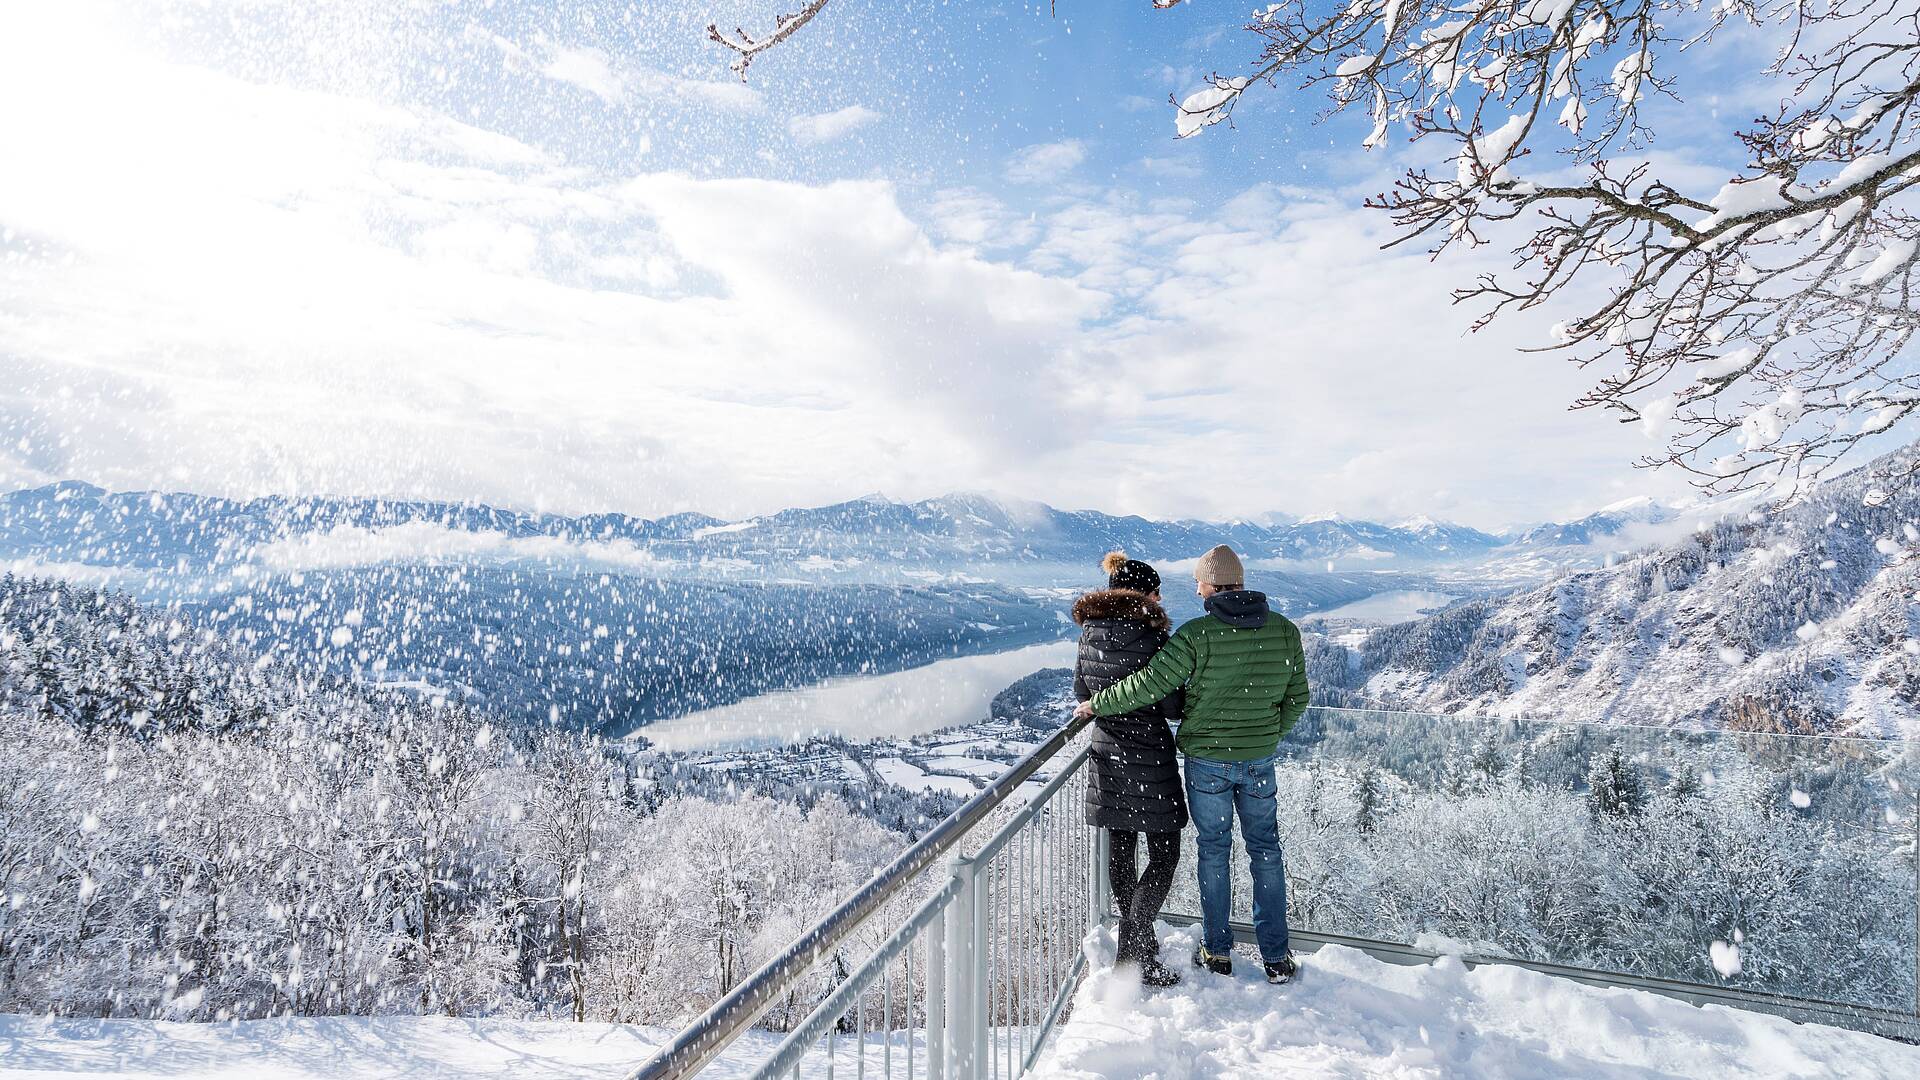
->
<box><xmin>630</xmin><ymin>718</ymin><xmax>1099</xmax><ymax>1080</ymax></box>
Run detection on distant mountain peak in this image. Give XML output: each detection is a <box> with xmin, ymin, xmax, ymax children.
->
<box><xmin>1598</xmin><ymin>494</ymin><xmax>1659</xmax><ymax>514</ymax></box>
<box><xmin>31</xmin><ymin>479</ymin><xmax>106</xmax><ymax>501</ymax></box>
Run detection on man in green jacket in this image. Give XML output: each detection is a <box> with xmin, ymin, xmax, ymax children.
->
<box><xmin>1073</xmin><ymin>543</ymin><xmax>1309</xmax><ymax>984</ymax></box>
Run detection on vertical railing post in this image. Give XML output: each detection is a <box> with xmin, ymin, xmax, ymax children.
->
<box><xmin>1088</xmin><ymin>826</ymin><xmax>1111</xmax><ymax>931</ymax></box>
<box><xmin>925</xmin><ymin>903</ymin><xmax>946</xmax><ymax>1079</ymax></box>
<box><xmin>972</xmin><ymin>860</ymin><xmax>988</xmax><ymax>1078</ymax></box>
<box><xmin>944</xmin><ymin>855</ymin><xmax>982</xmax><ymax>1080</ymax></box>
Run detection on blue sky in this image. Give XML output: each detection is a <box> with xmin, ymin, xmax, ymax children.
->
<box><xmin>0</xmin><ymin>0</ymin><xmax>1783</xmax><ymax>528</ymax></box>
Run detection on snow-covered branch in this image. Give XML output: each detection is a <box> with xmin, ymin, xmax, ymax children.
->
<box><xmin>1185</xmin><ymin>0</ymin><xmax>1920</xmax><ymax>497</ymax></box>
<box><xmin>707</xmin><ymin>1</ymin><xmax>836</xmax><ymax>79</ymax></box>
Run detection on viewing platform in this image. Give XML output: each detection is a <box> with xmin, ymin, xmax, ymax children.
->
<box><xmin>631</xmin><ymin>706</ymin><xmax>1920</xmax><ymax>1079</ymax></box>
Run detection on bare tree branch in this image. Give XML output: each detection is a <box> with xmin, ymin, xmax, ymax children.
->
<box><xmin>707</xmin><ymin>1</ymin><xmax>836</xmax><ymax>79</ymax></box>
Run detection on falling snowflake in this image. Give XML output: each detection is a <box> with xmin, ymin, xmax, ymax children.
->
<box><xmin>1709</xmin><ymin>939</ymin><xmax>1742</xmax><ymax>977</ymax></box>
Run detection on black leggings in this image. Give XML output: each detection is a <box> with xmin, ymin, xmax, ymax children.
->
<box><xmin>1107</xmin><ymin>829</ymin><xmax>1181</xmax><ymax>962</ymax></box>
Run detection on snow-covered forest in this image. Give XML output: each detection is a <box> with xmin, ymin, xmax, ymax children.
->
<box><xmin>0</xmin><ymin>575</ymin><xmax>929</xmax><ymax>1025</ymax></box>
<box><xmin>1251</xmin><ymin>732</ymin><xmax>1918</xmax><ymax>1011</ymax></box>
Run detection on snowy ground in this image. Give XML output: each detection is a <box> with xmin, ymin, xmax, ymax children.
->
<box><xmin>9</xmin><ymin>929</ymin><xmax>1916</xmax><ymax>1080</ymax></box>
<box><xmin>0</xmin><ymin>1014</ymin><xmax>926</xmax><ymax>1080</ymax></box>
<box><xmin>0</xmin><ymin>1015</ymin><xmax>682</xmax><ymax>1080</ymax></box>
<box><xmin>1032</xmin><ymin>924</ymin><xmax>1920</xmax><ymax>1079</ymax></box>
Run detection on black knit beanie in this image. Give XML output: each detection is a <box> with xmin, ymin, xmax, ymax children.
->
<box><xmin>1101</xmin><ymin>551</ymin><xmax>1161</xmax><ymax>595</ymax></box>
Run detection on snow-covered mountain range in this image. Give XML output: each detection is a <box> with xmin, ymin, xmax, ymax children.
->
<box><xmin>0</xmin><ymin>482</ymin><xmax>1666</xmax><ymax>581</ymax></box>
<box><xmin>1315</xmin><ymin>448</ymin><xmax>1920</xmax><ymax>736</ymax></box>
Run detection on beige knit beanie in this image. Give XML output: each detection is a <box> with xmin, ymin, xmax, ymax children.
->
<box><xmin>1194</xmin><ymin>544</ymin><xmax>1244</xmax><ymax>586</ymax></box>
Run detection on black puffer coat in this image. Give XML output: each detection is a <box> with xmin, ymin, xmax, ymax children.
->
<box><xmin>1073</xmin><ymin>589</ymin><xmax>1189</xmax><ymax>833</ymax></box>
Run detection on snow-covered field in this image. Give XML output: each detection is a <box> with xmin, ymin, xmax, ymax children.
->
<box><xmin>874</xmin><ymin>755</ymin><xmax>984</xmax><ymax>795</ymax></box>
<box><xmin>1034</xmin><ymin>925</ymin><xmax>1920</xmax><ymax>1079</ymax></box>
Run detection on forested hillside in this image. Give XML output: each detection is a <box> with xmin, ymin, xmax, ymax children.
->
<box><xmin>0</xmin><ymin>575</ymin><xmax>940</xmax><ymax>1024</ymax></box>
<box><xmin>1313</xmin><ymin>449</ymin><xmax>1920</xmax><ymax>735</ymax></box>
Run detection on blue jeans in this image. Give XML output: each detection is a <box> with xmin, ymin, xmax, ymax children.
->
<box><xmin>1185</xmin><ymin>754</ymin><xmax>1289</xmax><ymax>962</ymax></box>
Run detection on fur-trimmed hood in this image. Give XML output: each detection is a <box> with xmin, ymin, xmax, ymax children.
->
<box><xmin>1072</xmin><ymin>588</ymin><xmax>1171</xmax><ymax>631</ymax></box>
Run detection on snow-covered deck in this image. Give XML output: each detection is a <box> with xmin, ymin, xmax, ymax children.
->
<box><xmin>1031</xmin><ymin>924</ymin><xmax>1920</xmax><ymax>1079</ymax></box>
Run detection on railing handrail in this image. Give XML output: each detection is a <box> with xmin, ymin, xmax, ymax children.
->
<box><xmin>628</xmin><ymin>716</ymin><xmax>1090</xmax><ymax>1080</ymax></box>
<box><xmin>1307</xmin><ymin>702</ymin><xmax>1910</xmax><ymax>744</ymax></box>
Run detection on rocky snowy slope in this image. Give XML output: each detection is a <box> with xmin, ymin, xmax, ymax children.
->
<box><xmin>1317</xmin><ymin>447</ymin><xmax>1920</xmax><ymax>735</ymax></box>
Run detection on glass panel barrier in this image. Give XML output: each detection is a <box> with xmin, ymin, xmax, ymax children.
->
<box><xmin>1163</xmin><ymin>706</ymin><xmax>1920</xmax><ymax>1016</ymax></box>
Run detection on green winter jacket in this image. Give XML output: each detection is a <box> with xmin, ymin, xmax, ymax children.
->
<box><xmin>1088</xmin><ymin>590</ymin><xmax>1310</xmax><ymax>762</ymax></box>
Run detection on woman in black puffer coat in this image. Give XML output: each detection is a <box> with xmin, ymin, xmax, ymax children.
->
<box><xmin>1073</xmin><ymin>552</ymin><xmax>1187</xmax><ymax>987</ymax></box>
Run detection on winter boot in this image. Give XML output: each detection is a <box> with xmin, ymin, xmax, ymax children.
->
<box><xmin>1137</xmin><ymin>957</ymin><xmax>1182</xmax><ymax>988</ymax></box>
<box><xmin>1191</xmin><ymin>944</ymin><xmax>1232</xmax><ymax>976</ymax></box>
<box><xmin>1264</xmin><ymin>953</ymin><xmax>1298</xmax><ymax>985</ymax></box>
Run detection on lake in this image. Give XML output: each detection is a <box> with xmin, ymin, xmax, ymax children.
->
<box><xmin>1299</xmin><ymin>589</ymin><xmax>1459</xmax><ymax>625</ymax></box>
<box><xmin>634</xmin><ymin>640</ymin><xmax>1077</xmax><ymax>752</ymax></box>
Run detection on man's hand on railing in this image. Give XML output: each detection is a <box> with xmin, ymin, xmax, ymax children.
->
<box><xmin>1073</xmin><ymin>701</ymin><xmax>1095</xmax><ymax>722</ymax></box>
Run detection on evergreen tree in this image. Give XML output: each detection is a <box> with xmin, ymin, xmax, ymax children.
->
<box><xmin>1667</xmin><ymin>760</ymin><xmax>1704</xmax><ymax>801</ymax></box>
<box><xmin>1470</xmin><ymin>731</ymin><xmax>1505</xmax><ymax>790</ymax></box>
<box><xmin>1587</xmin><ymin>748</ymin><xmax>1647</xmax><ymax>818</ymax></box>
<box><xmin>1354</xmin><ymin>767</ymin><xmax>1382</xmax><ymax>835</ymax></box>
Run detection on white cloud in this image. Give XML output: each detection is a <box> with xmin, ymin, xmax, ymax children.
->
<box><xmin>539</xmin><ymin>44</ymin><xmax>627</xmax><ymax>105</ymax></box>
<box><xmin>1025</xmin><ymin>186</ymin><xmax>1687</xmax><ymax>526</ymax></box>
<box><xmin>789</xmin><ymin>104</ymin><xmax>882</xmax><ymax>143</ymax></box>
<box><xmin>1006</xmin><ymin>139</ymin><xmax>1088</xmax><ymax>184</ymax></box>
<box><xmin>0</xmin><ymin>4</ymin><xmax>1683</xmax><ymax>528</ymax></box>
<box><xmin>624</xmin><ymin>64</ymin><xmax>763</xmax><ymax>112</ymax></box>
<box><xmin>469</xmin><ymin>25</ymin><xmax>761</xmax><ymax>112</ymax></box>
<box><xmin>1136</xmin><ymin>156</ymin><xmax>1203</xmax><ymax>179</ymax></box>
<box><xmin>925</xmin><ymin>188</ymin><xmax>1037</xmax><ymax>249</ymax></box>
